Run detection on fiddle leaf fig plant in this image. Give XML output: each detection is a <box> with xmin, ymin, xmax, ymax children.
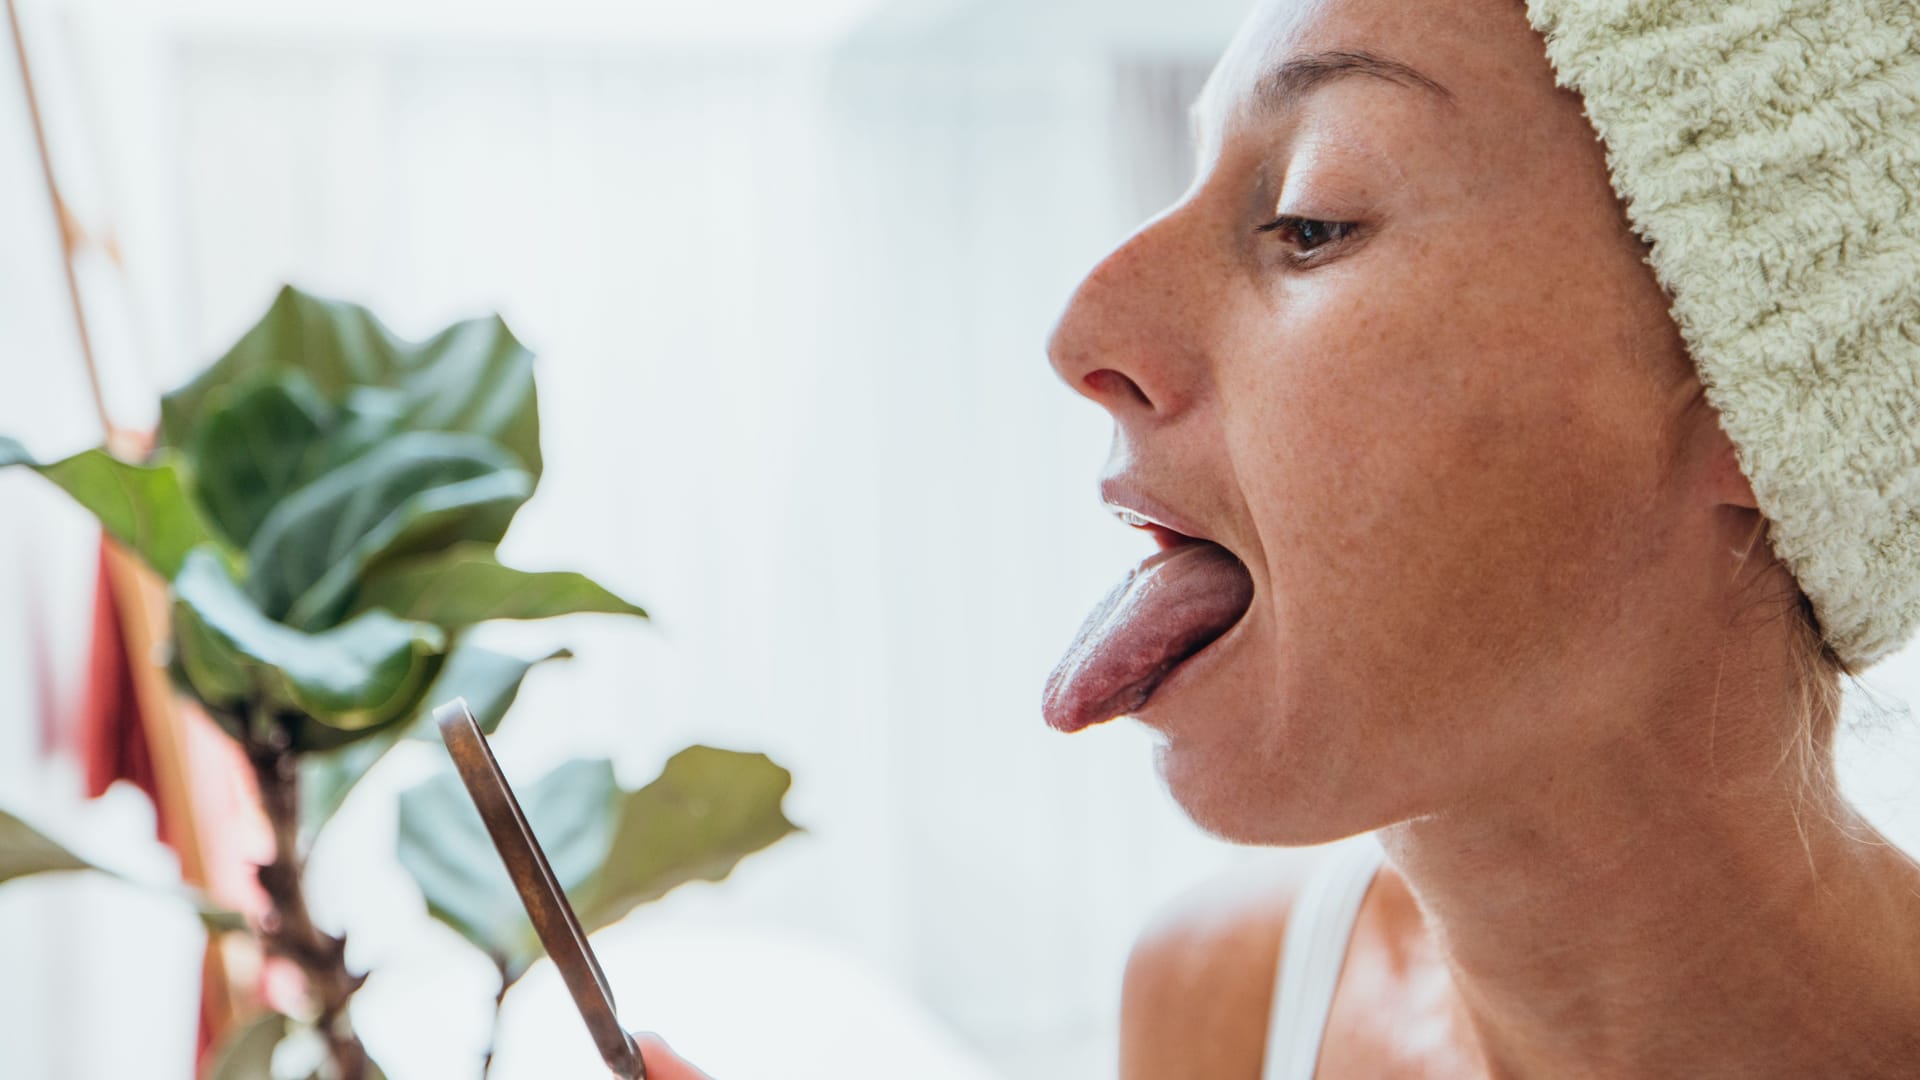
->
<box><xmin>398</xmin><ymin>746</ymin><xmax>800</xmax><ymax>982</ymax></box>
<box><xmin>0</xmin><ymin>286</ymin><xmax>798</xmax><ymax>1080</ymax></box>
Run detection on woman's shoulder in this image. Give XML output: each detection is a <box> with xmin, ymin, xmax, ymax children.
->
<box><xmin>1118</xmin><ymin>847</ymin><xmax>1346</xmax><ymax>1079</ymax></box>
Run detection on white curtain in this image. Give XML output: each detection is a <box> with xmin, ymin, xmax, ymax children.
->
<box><xmin>4</xmin><ymin>2</ymin><xmax>1919</xmax><ymax>1078</ymax></box>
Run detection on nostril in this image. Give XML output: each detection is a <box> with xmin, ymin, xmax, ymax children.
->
<box><xmin>1084</xmin><ymin>368</ymin><xmax>1153</xmax><ymax>411</ymax></box>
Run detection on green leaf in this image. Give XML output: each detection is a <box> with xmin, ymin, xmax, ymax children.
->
<box><xmin>397</xmin><ymin>759</ymin><xmax>619</xmax><ymax>981</ymax></box>
<box><xmin>1</xmin><ymin>808</ymin><xmax>246</xmax><ymax>933</ymax></box>
<box><xmin>353</xmin><ymin>542</ymin><xmax>647</xmax><ymax>627</ymax></box>
<box><xmin>183</xmin><ymin>373</ymin><xmax>333</xmax><ymax>550</ymax></box>
<box><xmin>0</xmin><ymin>437</ymin><xmax>234</xmax><ymax>580</ymax></box>
<box><xmin>297</xmin><ymin>735</ymin><xmax>397</xmax><ymax>849</ymax></box>
<box><xmin>206</xmin><ymin>1011</ymin><xmax>287</xmax><ymax>1080</ymax></box>
<box><xmin>244</xmin><ymin>431</ymin><xmax>532</xmax><ymax>630</ymax></box>
<box><xmin>172</xmin><ymin>547</ymin><xmax>446</xmax><ymax>738</ymax></box>
<box><xmin>409</xmin><ymin>643</ymin><xmax>573</xmax><ymax>739</ymax></box>
<box><xmin>285</xmin><ymin>702</ymin><xmax>416</xmax><ymax>755</ymax></box>
<box><xmin>306</xmin><ymin>386</ymin><xmax>408</xmax><ymax>478</ymax></box>
<box><xmin>161</xmin><ymin>285</ymin><xmax>543</xmax><ymax>487</ymax></box>
<box><xmin>170</xmin><ymin>577</ymin><xmax>257</xmax><ymax>711</ymax></box>
<box><xmin>0</xmin><ymin>807</ymin><xmax>96</xmax><ymax>885</ymax></box>
<box><xmin>575</xmin><ymin>747</ymin><xmax>800</xmax><ymax>934</ymax></box>
<box><xmin>300</xmin><ymin>643</ymin><xmax>571</xmax><ymax>846</ymax></box>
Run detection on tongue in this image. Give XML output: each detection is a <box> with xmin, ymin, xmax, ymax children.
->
<box><xmin>1044</xmin><ymin>541</ymin><xmax>1254</xmax><ymax>733</ymax></box>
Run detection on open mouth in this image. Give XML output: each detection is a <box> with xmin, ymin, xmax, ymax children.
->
<box><xmin>1042</xmin><ymin>508</ymin><xmax>1254</xmax><ymax>733</ymax></box>
<box><xmin>1123</xmin><ymin>512</ymin><xmax>1196</xmax><ymax>554</ymax></box>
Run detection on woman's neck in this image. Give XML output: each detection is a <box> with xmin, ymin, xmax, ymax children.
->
<box><xmin>1376</xmin><ymin>706</ymin><xmax>1920</xmax><ymax>1078</ymax></box>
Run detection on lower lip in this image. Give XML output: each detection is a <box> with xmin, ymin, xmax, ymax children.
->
<box><xmin>1127</xmin><ymin>599</ymin><xmax>1254</xmax><ymax>730</ymax></box>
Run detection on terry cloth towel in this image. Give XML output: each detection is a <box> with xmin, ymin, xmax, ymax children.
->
<box><xmin>1522</xmin><ymin>0</ymin><xmax>1920</xmax><ymax>671</ymax></box>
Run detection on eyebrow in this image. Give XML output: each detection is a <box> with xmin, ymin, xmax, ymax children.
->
<box><xmin>1253</xmin><ymin>48</ymin><xmax>1457</xmax><ymax>114</ymax></box>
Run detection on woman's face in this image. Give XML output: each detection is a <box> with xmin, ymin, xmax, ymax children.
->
<box><xmin>1047</xmin><ymin>0</ymin><xmax>1743</xmax><ymax>843</ymax></box>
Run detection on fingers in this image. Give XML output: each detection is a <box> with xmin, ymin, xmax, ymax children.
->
<box><xmin>632</xmin><ymin>1031</ymin><xmax>717</xmax><ymax>1080</ymax></box>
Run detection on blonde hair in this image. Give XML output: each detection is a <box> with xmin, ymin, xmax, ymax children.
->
<box><xmin>1735</xmin><ymin>514</ymin><xmax>1847</xmax><ymax>751</ymax></box>
<box><xmin>1754</xmin><ymin>519</ymin><xmax>1920</xmax><ymax>868</ymax></box>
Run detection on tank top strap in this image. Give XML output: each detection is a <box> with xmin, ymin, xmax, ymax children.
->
<box><xmin>1260</xmin><ymin>833</ymin><xmax>1387</xmax><ymax>1080</ymax></box>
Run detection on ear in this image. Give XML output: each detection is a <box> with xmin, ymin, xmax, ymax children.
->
<box><xmin>1701</xmin><ymin>420</ymin><xmax>1760</xmax><ymax>511</ymax></box>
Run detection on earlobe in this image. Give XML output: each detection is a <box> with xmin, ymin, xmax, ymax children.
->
<box><xmin>1707</xmin><ymin>430</ymin><xmax>1760</xmax><ymax>511</ymax></box>
<box><xmin>1682</xmin><ymin>403</ymin><xmax>1761</xmax><ymax>511</ymax></box>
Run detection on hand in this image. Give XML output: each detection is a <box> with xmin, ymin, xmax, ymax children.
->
<box><xmin>633</xmin><ymin>1031</ymin><xmax>715</xmax><ymax>1080</ymax></box>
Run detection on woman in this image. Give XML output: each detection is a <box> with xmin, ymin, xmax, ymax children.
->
<box><xmin>649</xmin><ymin>0</ymin><xmax>1920</xmax><ymax>1074</ymax></box>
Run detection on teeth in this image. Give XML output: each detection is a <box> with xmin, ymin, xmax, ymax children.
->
<box><xmin>1112</xmin><ymin>507</ymin><xmax>1153</xmax><ymax>528</ymax></box>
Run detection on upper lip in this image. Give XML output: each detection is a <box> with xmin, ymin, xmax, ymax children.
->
<box><xmin>1098</xmin><ymin>475</ymin><xmax>1215</xmax><ymax>546</ymax></box>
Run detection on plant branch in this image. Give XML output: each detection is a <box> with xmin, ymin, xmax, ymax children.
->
<box><xmin>246</xmin><ymin>713</ymin><xmax>370</xmax><ymax>1080</ymax></box>
<box><xmin>481</xmin><ymin>955</ymin><xmax>513</xmax><ymax>1079</ymax></box>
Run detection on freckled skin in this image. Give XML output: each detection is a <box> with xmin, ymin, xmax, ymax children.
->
<box><xmin>1051</xmin><ymin>0</ymin><xmax>1920</xmax><ymax>1078</ymax></box>
<box><xmin>1049</xmin><ymin>0</ymin><xmax>1707</xmax><ymax>847</ymax></box>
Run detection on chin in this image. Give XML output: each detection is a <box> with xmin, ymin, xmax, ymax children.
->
<box><xmin>1128</xmin><ymin>606</ymin><xmax>1401</xmax><ymax>845</ymax></box>
<box><xmin>1149</xmin><ymin>717</ymin><xmax>1383</xmax><ymax>848</ymax></box>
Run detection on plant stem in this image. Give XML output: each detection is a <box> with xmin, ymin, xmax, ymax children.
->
<box><xmin>481</xmin><ymin>956</ymin><xmax>512</xmax><ymax>1079</ymax></box>
<box><xmin>247</xmin><ymin>719</ymin><xmax>370</xmax><ymax>1080</ymax></box>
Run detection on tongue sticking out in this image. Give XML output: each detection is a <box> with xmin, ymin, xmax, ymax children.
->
<box><xmin>1044</xmin><ymin>541</ymin><xmax>1254</xmax><ymax>733</ymax></box>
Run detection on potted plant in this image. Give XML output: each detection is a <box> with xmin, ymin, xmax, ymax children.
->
<box><xmin>0</xmin><ymin>286</ymin><xmax>798</xmax><ymax>1079</ymax></box>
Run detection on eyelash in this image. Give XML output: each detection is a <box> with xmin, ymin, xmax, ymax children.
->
<box><xmin>1255</xmin><ymin>214</ymin><xmax>1358</xmax><ymax>261</ymax></box>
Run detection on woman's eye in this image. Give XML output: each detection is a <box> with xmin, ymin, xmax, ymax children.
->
<box><xmin>1254</xmin><ymin>214</ymin><xmax>1357</xmax><ymax>259</ymax></box>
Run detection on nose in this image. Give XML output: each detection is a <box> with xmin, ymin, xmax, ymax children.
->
<box><xmin>1046</xmin><ymin>208</ymin><xmax>1211</xmax><ymax>422</ymax></box>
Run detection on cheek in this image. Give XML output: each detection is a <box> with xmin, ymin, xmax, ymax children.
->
<box><xmin>1172</xmin><ymin>276</ymin><xmax>1667</xmax><ymax>838</ymax></box>
<box><xmin>1218</xmin><ymin>260</ymin><xmax>1664</xmax><ymax>708</ymax></box>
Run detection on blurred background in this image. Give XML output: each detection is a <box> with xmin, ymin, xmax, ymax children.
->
<box><xmin>3</xmin><ymin>1</ymin><xmax>1919</xmax><ymax>1078</ymax></box>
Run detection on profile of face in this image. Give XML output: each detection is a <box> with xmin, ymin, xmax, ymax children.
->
<box><xmin>1046</xmin><ymin>0</ymin><xmax>1773</xmax><ymax>845</ymax></box>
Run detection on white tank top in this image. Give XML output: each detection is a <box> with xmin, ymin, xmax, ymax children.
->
<box><xmin>1261</xmin><ymin>833</ymin><xmax>1387</xmax><ymax>1080</ymax></box>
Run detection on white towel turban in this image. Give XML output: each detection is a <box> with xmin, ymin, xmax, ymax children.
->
<box><xmin>1520</xmin><ymin>0</ymin><xmax>1920</xmax><ymax>672</ymax></box>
